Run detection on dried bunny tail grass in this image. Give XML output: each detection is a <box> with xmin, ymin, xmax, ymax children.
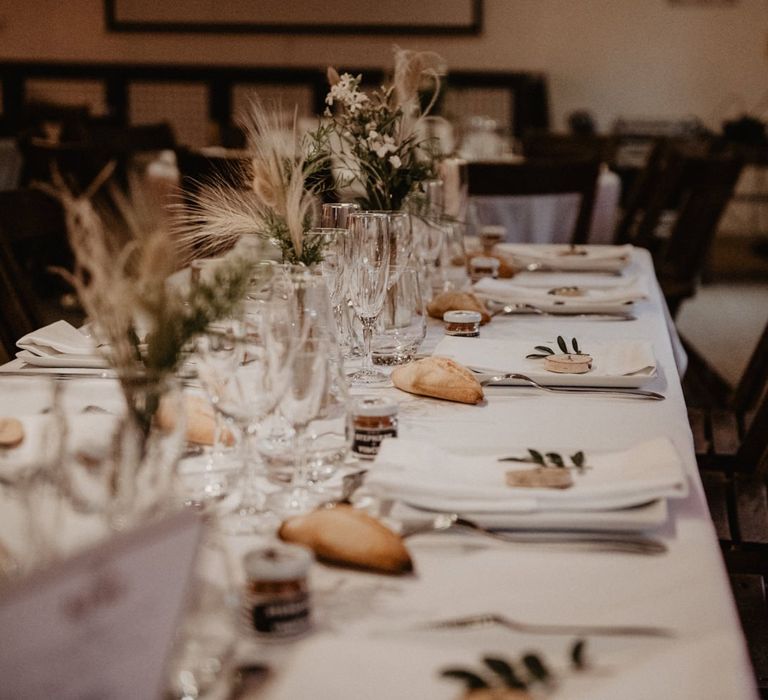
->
<box><xmin>393</xmin><ymin>47</ymin><xmax>446</xmax><ymax>113</ymax></box>
<box><xmin>171</xmin><ymin>180</ymin><xmax>269</xmax><ymax>262</ymax></box>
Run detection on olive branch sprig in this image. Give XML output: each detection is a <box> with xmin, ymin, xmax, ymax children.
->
<box><xmin>498</xmin><ymin>449</ymin><xmax>588</xmax><ymax>473</ymax></box>
<box><xmin>441</xmin><ymin>639</ymin><xmax>588</xmax><ymax>694</ymax></box>
<box><xmin>526</xmin><ymin>335</ymin><xmax>585</xmax><ymax>360</ymax></box>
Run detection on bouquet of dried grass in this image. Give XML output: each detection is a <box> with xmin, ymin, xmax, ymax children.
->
<box><xmin>44</xmin><ymin>165</ymin><xmax>255</xmax><ymax>431</ymax></box>
<box><xmin>176</xmin><ymin>101</ymin><xmax>332</xmax><ymax>266</ymax></box>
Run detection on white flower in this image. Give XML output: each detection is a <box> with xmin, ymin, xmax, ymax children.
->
<box><xmin>389</xmin><ymin>155</ymin><xmax>402</xmax><ymax>169</ymax></box>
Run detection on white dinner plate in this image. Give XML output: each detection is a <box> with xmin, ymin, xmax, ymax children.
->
<box><xmin>15</xmin><ymin>349</ymin><xmax>110</xmax><ymax>369</ymax></box>
<box><xmin>389</xmin><ymin>498</ymin><xmax>668</xmax><ymax>533</ymax></box>
<box><xmin>433</xmin><ymin>336</ymin><xmax>657</xmax><ymax>388</ymax></box>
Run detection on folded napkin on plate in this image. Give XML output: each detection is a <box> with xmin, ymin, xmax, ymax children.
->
<box><xmin>16</xmin><ymin>320</ymin><xmax>96</xmax><ymax>356</ymax></box>
<box><xmin>499</xmin><ymin>244</ymin><xmax>633</xmax><ymax>271</ymax></box>
<box><xmin>474</xmin><ymin>275</ymin><xmax>648</xmax><ymax>308</ymax></box>
<box><xmin>15</xmin><ymin>321</ymin><xmax>108</xmax><ymax>369</ymax></box>
<box><xmin>433</xmin><ymin>336</ymin><xmax>656</xmax><ymax>379</ymax></box>
<box><xmin>368</xmin><ymin>436</ymin><xmax>687</xmax><ymax>512</ymax></box>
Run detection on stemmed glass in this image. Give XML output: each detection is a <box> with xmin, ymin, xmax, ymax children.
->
<box><xmin>204</xmin><ymin>275</ymin><xmax>305</xmax><ymax>534</ymax></box>
<box><xmin>414</xmin><ymin>179</ymin><xmax>446</xmax><ymax>299</ymax></box>
<box><xmin>346</xmin><ymin>211</ymin><xmax>391</xmax><ymax>385</ymax></box>
<box><xmin>267</xmin><ymin>336</ymin><xmax>330</xmax><ymax>515</ymax></box>
<box><xmin>321</xmin><ymin>203</ymin><xmax>361</xmax><ymax>356</ymax></box>
<box><xmin>304</xmin><ymin>227</ymin><xmax>350</xmax><ymax>344</ymax></box>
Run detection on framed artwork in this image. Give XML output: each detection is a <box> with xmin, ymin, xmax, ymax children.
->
<box><xmin>105</xmin><ymin>0</ymin><xmax>483</xmax><ymax>35</ymax></box>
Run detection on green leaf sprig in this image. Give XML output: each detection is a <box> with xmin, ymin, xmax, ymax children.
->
<box><xmin>499</xmin><ymin>449</ymin><xmax>587</xmax><ymax>473</ymax></box>
<box><xmin>440</xmin><ymin>640</ymin><xmax>588</xmax><ymax>694</ymax></box>
<box><xmin>526</xmin><ymin>335</ymin><xmax>585</xmax><ymax>360</ymax></box>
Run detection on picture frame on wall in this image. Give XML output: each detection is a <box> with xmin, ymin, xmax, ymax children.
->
<box><xmin>105</xmin><ymin>0</ymin><xmax>483</xmax><ymax>35</ymax></box>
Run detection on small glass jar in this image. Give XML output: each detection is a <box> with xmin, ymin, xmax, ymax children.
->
<box><xmin>470</xmin><ymin>256</ymin><xmax>500</xmax><ymax>282</ymax></box>
<box><xmin>242</xmin><ymin>544</ymin><xmax>313</xmax><ymax>640</ymax></box>
<box><xmin>351</xmin><ymin>397</ymin><xmax>398</xmax><ymax>460</ymax></box>
<box><xmin>443</xmin><ymin>310</ymin><xmax>481</xmax><ymax>337</ymax></box>
<box><xmin>479</xmin><ymin>225</ymin><xmax>505</xmax><ymax>254</ymax></box>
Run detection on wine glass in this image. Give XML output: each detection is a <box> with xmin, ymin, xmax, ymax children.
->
<box><xmin>267</xmin><ymin>335</ymin><xmax>330</xmax><ymax>515</ymax></box>
<box><xmin>346</xmin><ymin>211</ymin><xmax>391</xmax><ymax>385</ymax></box>
<box><xmin>186</xmin><ymin>322</ymin><xmax>245</xmax><ymax>511</ymax></box>
<box><xmin>321</xmin><ymin>202</ymin><xmax>361</xmax><ymax>230</ymax></box>
<box><xmin>321</xmin><ymin>203</ymin><xmax>362</xmax><ymax>356</ymax></box>
<box><xmin>304</xmin><ymin>227</ymin><xmax>350</xmax><ymax>343</ymax></box>
<box><xmin>206</xmin><ymin>279</ymin><xmax>304</xmax><ymax>534</ymax></box>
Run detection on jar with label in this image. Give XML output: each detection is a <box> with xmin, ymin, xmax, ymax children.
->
<box><xmin>479</xmin><ymin>225</ymin><xmax>506</xmax><ymax>255</ymax></box>
<box><xmin>243</xmin><ymin>544</ymin><xmax>313</xmax><ymax>640</ymax></box>
<box><xmin>470</xmin><ymin>256</ymin><xmax>500</xmax><ymax>282</ymax></box>
<box><xmin>443</xmin><ymin>310</ymin><xmax>481</xmax><ymax>337</ymax></box>
<box><xmin>352</xmin><ymin>397</ymin><xmax>398</xmax><ymax>460</ymax></box>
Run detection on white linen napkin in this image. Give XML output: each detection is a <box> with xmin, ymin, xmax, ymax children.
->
<box><xmin>15</xmin><ymin>321</ymin><xmax>108</xmax><ymax>369</ymax></box>
<box><xmin>16</xmin><ymin>321</ymin><xmax>97</xmax><ymax>356</ymax></box>
<box><xmin>473</xmin><ymin>275</ymin><xmax>648</xmax><ymax>308</ymax></box>
<box><xmin>498</xmin><ymin>244</ymin><xmax>633</xmax><ymax>271</ymax></box>
<box><xmin>368</xmin><ymin>436</ymin><xmax>688</xmax><ymax>513</ymax></box>
<box><xmin>432</xmin><ymin>336</ymin><xmax>656</xmax><ymax>379</ymax></box>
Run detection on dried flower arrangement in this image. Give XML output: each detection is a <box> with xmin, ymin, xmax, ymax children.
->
<box><xmin>45</xmin><ymin>165</ymin><xmax>255</xmax><ymax>432</ymax></box>
<box><xmin>317</xmin><ymin>48</ymin><xmax>446</xmax><ymax>211</ymax></box>
<box><xmin>177</xmin><ymin>102</ymin><xmax>333</xmax><ymax>266</ymax></box>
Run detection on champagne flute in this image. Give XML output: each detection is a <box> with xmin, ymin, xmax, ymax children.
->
<box><xmin>346</xmin><ymin>211</ymin><xmax>391</xmax><ymax>385</ymax></box>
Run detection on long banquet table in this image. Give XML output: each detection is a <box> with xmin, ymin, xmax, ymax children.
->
<box><xmin>0</xmin><ymin>246</ymin><xmax>758</xmax><ymax>699</ymax></box>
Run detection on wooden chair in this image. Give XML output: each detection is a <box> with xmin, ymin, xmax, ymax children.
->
<box><xmin>466</xmin><ymin>158</ymin><xmax>601</xmax><ymax>245</ymax></box>
<box><xmin>522</xmin><ymin>131</ymin><xmax>617</xmax><ymax>163</ymax></box>
<box><xmin>615</xmin><ymin>143</ymin><xmax>742</xmax><ymax>316</ymax></box>
<box><xmin>0</xmin><ymin>189</ymin><xmax>83</xmax><ymax>357</ymax></box>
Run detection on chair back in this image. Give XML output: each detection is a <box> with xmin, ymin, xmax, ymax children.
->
<box><xmin>0</xmin><ymin>189</ymin><xmax>79</xmax><ymax>352</ymax></box>
<box><xmin>733</xmin><ymin>321</ymin><xmax>768</xmax><ymax>414</ymax></box>
<box><xmin>466</xmin><ymin>158</ymin><xmax>601</xmax><ymax>244</ymax></box>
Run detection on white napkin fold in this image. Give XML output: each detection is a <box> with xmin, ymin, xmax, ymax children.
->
<box><xmin>368</xmin><ymin>436</ymin><xmax>687</xmax><ymax>513</ymax></box>
<box><xmin>432</xmin><ymin>336</ymin><xmax>656</xmax><ymax>380</ymax></box>
<box><xmin>474</xmin><ymin>275</ymin><xmax>648</xmax><ymax>308</ymax></box>
<box><xmin>498</xmin><ymin>244</ymin><xmax>633</xmax><ymax>271</ymax></box>
<box><xmin>16</xmin><ymin>321</ymin><xmax>97</xmax><ymax>356</ymax></box>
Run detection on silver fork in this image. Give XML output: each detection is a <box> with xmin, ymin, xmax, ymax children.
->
<box><xmin>489</xmin><ymin>302</ymin><xmax>635</xmax><ymax>321</ymax></box>
<box><xmin>478</xmin><ymin>372</ymin><xmax>665</xmax><ymax>400</ymax></box>
<box><xmin>415</xmin><ymin>612</ymin><xmax>674</xmax><ymax>638</ymax></box>
<box><xmin>402</xmin><ymin>513</ymin><xmax>668</xmax><ymax>555</ymax></box>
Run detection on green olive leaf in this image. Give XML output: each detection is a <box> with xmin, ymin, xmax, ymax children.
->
<box><xmin>571</xmin><ymin>451</ymin><xmax>585</xmax><ymax>468</ymax></box>
<box><xmin>572</xmin><ymin>337</ymin><xmax>580</xmax><ymax>354</ymax></box>
<box><xmin>557</xmin><ymin>335</ymin><xmax>568</xmax><ymax>353</ymax></box>
<box><xmin>440</xmin><ymin>669</ymin><xmax>489</xmax><ymax>689</ymax></box>
<box><xmin>571</xmin><ymin>639</ymin><xmax>588</xmax><ymax>670</ymax></box>
<box><xmin>528</xmin><ymin>449</ymin><xmax>545</xmax><ymax>465</ymax></box>
<box><xmin>522</xmin><ymin>653</ymin><xmax>551</xmax><ymax>683</ymax></box>
<box><xmin>534</xmin><ymin>345</ymin><xmax>555</xmax><ymax>355</ymax></box>
<box><xmin>545</xmin><ymin>452</ymin><xmax>565</xmax><ymax>468</ymax></box>
<box><xmin>482</xmin><ymin>657</ymin><xmax>527</xmax><ymax>690</ymax></box>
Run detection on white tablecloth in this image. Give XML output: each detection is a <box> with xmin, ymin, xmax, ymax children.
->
<box><xmin>471</xmin><ymin>169</ymin><xmax>621</xmax><ymax>244</ymax></box>
<box><xmin>0</xmin><ymin>247</ymin><xmax>755</xmax><ymax>699</ymax></box>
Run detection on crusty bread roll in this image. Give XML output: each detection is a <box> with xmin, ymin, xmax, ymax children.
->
<box><xmin>156</xmin><ymin>394</ymin><xmax>235</xmax><ymax>446</ymax></box>
<box><xmin>391</xmin><ymin>356</ymin><xmax>484</xmax><ymax>405</ymax></box>
<box><xmin>279</xmin><ymin>505</ymin><xmax>413</xmax><ymax>574</ymax></box>
<box><xmin>427</xmin><ymin>291</ymin><xmax>491</xmax><ymax>324</ymax></box>
<box><xmin>506</xmin><ymin>467</ymin><xmax>573</xmax><ymax>489</ymax></box>
<box><xmin>0</xmin><ymin>418</ymin><xmax>24</xmax><ymax>448</ymax></box>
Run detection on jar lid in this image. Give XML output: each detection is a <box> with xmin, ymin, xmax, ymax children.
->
<box><xmin>243</xmin><ymin>544</ymin><xmax>313</xmax><ymax>581</ymax></box>
<box><xmin>470</xmin><ymin>256</ymin><xmax>501</xmax><ymax>270</ymax></box>
<box><xmin>443</xmin><ymin>310</ymin><xmax>482</xmax><ymax>323</ymax></box>
<box><xmin>353</xmin><ymin>396</ymin><xmax>399</xmax><ymax>417</ymax></box>
<box><xmin>479</xmin><ymin>225</ymin><xmax>506</xmax><ymax>237</ymax></box>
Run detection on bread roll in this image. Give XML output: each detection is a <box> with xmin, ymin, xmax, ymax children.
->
<box><xmin>506</xmin><ymin>467</ymin><xmax>573</xmax><ymax>489</ymax></box>
<box><xmin>156</xmin><ymin>394</ymin><xmax>235</xmax><ymax>446</ymax></box>
<box><xmin>0</xmin><ymin>418</ymin><xmax>24</xmax><ymax>447</ymax></box>
<box><xmin>427</xmin><ymin>291</ymin><xmax>491</xmax><ymax>324</ymax></box>
<box><xmin>391</xmin><ymin>356</ymin><xmax>484</xmax><ymax>405</ymax></box>
<box><xmin>279</xmin><ymin>505</ymin><xmax>413</xmax><ymax>574</ymax></box>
